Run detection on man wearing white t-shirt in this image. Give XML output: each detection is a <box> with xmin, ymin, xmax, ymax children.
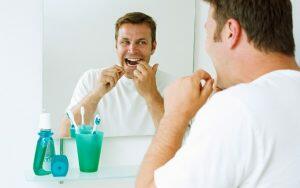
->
<box><xmin>60</xmin><ymin>12</ymin><xmax>174</xmax><ymax>137</ymax></box>
<box><xmin>137</xmin><ymin>0</ymin><xmax>300</xmax><ymax>187</ymax></box>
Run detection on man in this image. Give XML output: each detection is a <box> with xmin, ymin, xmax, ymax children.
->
<box><xmin>60</xmin><ymin>12</ymin><xmax>174</xmax><ymax>137</ymax></box>
<box><xmin>137</xmin><ymin>0</ymin><xmax>300</xmax><ymax>187</ymax></box>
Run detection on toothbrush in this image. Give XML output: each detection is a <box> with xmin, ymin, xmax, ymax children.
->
<box><xmin>80</xmin><ymin>106</ymin><xmax>85</xmax><ymax>125</ymax></box>
<box><xmin>92</xmin><ymin>114</ymin><xmax>101</xmax><ymax>134</ymax></box>
<box><xmin>66</xmin><ymin>110</ymin><xmax>79</xmax><ymax>133</ymax></box>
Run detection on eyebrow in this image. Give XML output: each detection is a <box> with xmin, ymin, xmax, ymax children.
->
<box><xmin>136</xmin><ymin>38</ymin><xmax>147</xmax><ymax>41</ymax></box>
<box><xmin>119</xmin><ymin>37</ymin><xmax>148</xmax><ymax>41</ymax></box>
<box><xmin>120</xmin><ymin>38</ymin><xmax>129</xmax><ymax>40</ymax></box>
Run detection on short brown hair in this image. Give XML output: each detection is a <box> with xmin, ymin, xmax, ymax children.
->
<box><xmin>115</xmin><ymin>12</ymin><xmax>156</xmax><ymax>42</ymax></box>
<box><xmin>204</xmin><ymin>0</ymin><xmax>295</xmax><ymax>56</ymax></box>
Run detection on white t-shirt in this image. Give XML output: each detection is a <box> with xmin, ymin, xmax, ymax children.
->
<box><xmin>68</xmin><ymin>68</ymin><xmax>174</xmax><ymax>137</ymax></box>
<box><xmin>155</xmin><ymin>70</ymin><xmax>300</xmax><ymax>188</ymax></box>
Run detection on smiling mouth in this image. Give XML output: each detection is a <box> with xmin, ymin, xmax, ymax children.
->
<box><xmin>125</xmin><ymin>58</ymin><xmax>141</xmax><ymax>66</ymax></box>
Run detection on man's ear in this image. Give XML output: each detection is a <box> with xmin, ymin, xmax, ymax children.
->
<box><xmin>225</xmin><ymin>18</ymin><xmax>241</xmax><ymax>49</ymax></box>
<box><xmin>151</xmin><ymin>41</ymin><xmax>157</xmax><ymax>55</ymax></box>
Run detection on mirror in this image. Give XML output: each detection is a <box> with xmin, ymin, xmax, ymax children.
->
<box><xmin>43</xmin><ymin>0</ymin><xmax>196</xmax><ymax>137</ymax></box>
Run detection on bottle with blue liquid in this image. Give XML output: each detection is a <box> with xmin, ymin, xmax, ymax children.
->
<box><xmin>33</xmin><ymin>113</ymin><xmax>55</xmax><ymax>175</ymax></box>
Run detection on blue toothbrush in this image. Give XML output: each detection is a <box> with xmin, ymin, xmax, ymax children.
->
<box><xmin>92</xmin><ymin>114</ymin><xmax>101</xmax><ymax>134</ymax></box>
<box><xmin>66</xmin><ymin>110</ymin><xmax>79</xmax><ymax>134</ymax></box>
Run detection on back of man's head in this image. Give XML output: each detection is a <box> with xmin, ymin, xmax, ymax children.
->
<box><xmin>115</xmin><ymin>12</ymin><xmax>156</xmax><ymax>43</ymax></box>
<box><xmin>204</xmin><ymin>0</ymin><xmax>295</xmax><ymax>57</ymax></box>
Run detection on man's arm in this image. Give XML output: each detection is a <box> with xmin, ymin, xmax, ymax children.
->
<box><xmin>143</xmin><ymin>88</ymin><xmax>164</xmax><ymax>129</ymax></box>
<box><xmin>136</xmin><ymin>70</ymin><xmax>213</xmax><ymax>188</ymax></box>
<box><xmin>136</xmin><ymin>114</ymin><xmax>188</xmax><ymax>188</ymax></box>
<box><xmin>59</xmin><ymin>65</ymin><xmax>124</xmax><ymax>137</ymax></box>
<box><xmin>133</xmin><ymin>62</ymin><xmax>164</xmax><ymax>128</ymax></box>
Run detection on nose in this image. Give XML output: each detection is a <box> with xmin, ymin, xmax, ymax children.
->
<box><xmin>128</xmin><ymin>43</ymin><xmax>138</xmax><ymax>53</ymax></box>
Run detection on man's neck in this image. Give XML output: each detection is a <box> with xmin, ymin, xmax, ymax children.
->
<box><xmin>232</xmin><ymin>51</ymin><xmax>299</xmax><ymax>85</ymax></box>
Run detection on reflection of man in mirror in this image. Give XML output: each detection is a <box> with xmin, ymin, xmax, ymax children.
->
<box><xmin>60</xmin><ymin>12</ymin><xmax>174</xmax><ymax>137</ymax></box>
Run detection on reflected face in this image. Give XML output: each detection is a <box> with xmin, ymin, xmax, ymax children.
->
<box><xmin>116</xmin><ymin>23</ymin><xmax>156</xmax><ymax>79</ymax></box>
<box><xmin>204</xmin><ymin>6</ymin><xmax>227</xmax><ymax>89</ymax></box>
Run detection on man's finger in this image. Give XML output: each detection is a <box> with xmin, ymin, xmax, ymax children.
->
<box><xmin>104</xmin><ymin>76</ymin><xmax>115</xmax><ymax>88</ymax></box>
<box><xmin>192</xmin><ymin>69</ymin><xmax>212</xmax><ymax>81</ymax></box>
<box><xmin>133</xmin><ymin>69</ymin><xmax>143</xmax><ymax>80</ymax></box>
<box><xmin>136</xmin><ymin>64</ymin><xmax>148</xmax><ymax>75</ymax></box>
<box><xmin>111</xmin><ymin>68</ymin><xmax>124</xmax><ymax>77</ymax></box>
<box><xmin>199</xmin><ymin>79</ymin><xmax>214</xmax><ymax>101</ymax></box>
<box><xmin>113</xmin><ymin>64</ymin><xmax>124</xmax><ymax>72</ymax></box>
<box><xmin>152</xmin><ymin>64</ymin><xmax>159</xmax><ymax>74</ymax></box>
<box><xmin>118</xmin><ymin>71</ymin><xmax>125</xmax><ymax>78</ymax></box>
<box><xmin>103</xmin><ymin>71</ymin><xmax>118</xmax><ymax>83</ymax></box>
<box><xmin>133</xmin><ymin>75</ymin><xmax>141</xmax><ymax>85</ymax></box>
<box><xmin>109</xmin><ymin>67</ymin><xmax>125</xmax><ymax>80</ymax></box>
<box><xmin>138</xmin><ymin>61</ymin><xmax>151</xmax><ymax>70</ymax></box>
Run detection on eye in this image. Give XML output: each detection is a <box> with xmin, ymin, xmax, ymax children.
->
<box><xmin>120</xmin><ymin>40</ymin><xmax>130</xmax><ymax>46</ymax></box>
<box><xmin>138</xmin><ymin>40</ymin><xmax>147</xmax><ymax>45</ymax></box>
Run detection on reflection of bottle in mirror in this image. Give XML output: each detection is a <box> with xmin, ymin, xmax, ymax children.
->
<box><xmin>33</xmin><ymin>113</ymin><xmax>55</xmax><ymax>175</ymax></box>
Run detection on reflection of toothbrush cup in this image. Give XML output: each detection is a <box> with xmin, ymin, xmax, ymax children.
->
<box><xmin>66</xmin><ymin>107</ymin><xmax>101</xmax><ymax>135</ymax></box>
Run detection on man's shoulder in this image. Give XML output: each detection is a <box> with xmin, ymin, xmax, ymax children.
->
<box><xmin>77</xmin><ymin>68</ymin><xmax>100</xmax><ymax>83</ymax></box>
<box><xmin>81</xmin><ymin>68</ymin><xmax>99</xmax><ymax>78</ymax></box>
<box><xmin>195</xmin><ymin>85</ymin><xmax>253</xmax><ymax>126</ymax></box>
<box><xmin>210</xmin><ymin>84</ymin><xmax>248</xmax><ymax>103</ymax></box>
<box><xmin>211</xmin><ymin>80</ymin><xmax>262</xmax><ymax>104</ymax></box>
<box><xmin>213</xmin><ymin>69</ymin><xmax>300</xmax><ymax>107</ymax></box>
<box><xmin>207</xmin><ymin>87</ymin><xmax>247</xmax><ymax>113</ymax></box>
<box><xmin>72</xmin><ymin>69</ymin><xmax>100</xmax><ymax>92</ymax></box>
<box><xmin>190</xmin><ymin>86</ymin><xmax>254</xmax><ymax>144</ymax></box>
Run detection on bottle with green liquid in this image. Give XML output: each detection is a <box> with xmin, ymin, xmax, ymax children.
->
<box><xmin>33</xmin><ymin>113</ymin><xmax>55</xmax><ymax>175</ymax></box>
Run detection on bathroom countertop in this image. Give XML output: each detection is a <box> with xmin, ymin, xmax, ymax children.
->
<box><xmin>25</xmin><ymin>165</ymin><xmax>139</xmax><ymax>183</ymax></box>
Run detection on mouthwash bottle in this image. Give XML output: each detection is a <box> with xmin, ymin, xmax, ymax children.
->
<box><xmin>33</xmin><ymin>113</ymin><xmax>55</xmax><ymax>175</ymax></box>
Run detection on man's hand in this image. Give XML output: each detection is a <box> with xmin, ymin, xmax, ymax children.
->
<box><xmin>133</xmin><ymin>62</ymin><xmax>159</xmax><ymax>101</ymax></box>
<box><xmin>95</xmin><ymin>65</ymin><xmax>124</xmax><ymax>97</ymax></box>
<box><xmin>136</xmin><ymin>70</ymin><xmax>214</xmax><ymax>188</ymax></box>
<box><xmin>164</xmin><ymin>69</ymin><xmax>214</xmax><ymax>123</ymax></box>
<box><xmin>133</xmin><ymin>62</ymin><xmax>163</xmax><ymax>128</ymax></box>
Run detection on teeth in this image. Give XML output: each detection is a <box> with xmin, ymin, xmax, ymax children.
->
<box><xmin>127</xmin><ymin>58</ymin><xmax>141</xmax><ymax>61</ymax></box>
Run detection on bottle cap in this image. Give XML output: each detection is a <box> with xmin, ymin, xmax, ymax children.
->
<box><xmin>39</xmin><ymin>113</ymin><xmax>51</xmax><ymax>129</ymax></box>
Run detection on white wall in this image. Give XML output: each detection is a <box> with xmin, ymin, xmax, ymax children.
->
<box><xmin>0</xmin><ymin>0</ymin><xmax>42</xmax><ymax>187</ymax></box>
<box><xmin>194</xmin><ymin>1</ymin><xmax>215</xmax><ymax>75</ymax></box>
